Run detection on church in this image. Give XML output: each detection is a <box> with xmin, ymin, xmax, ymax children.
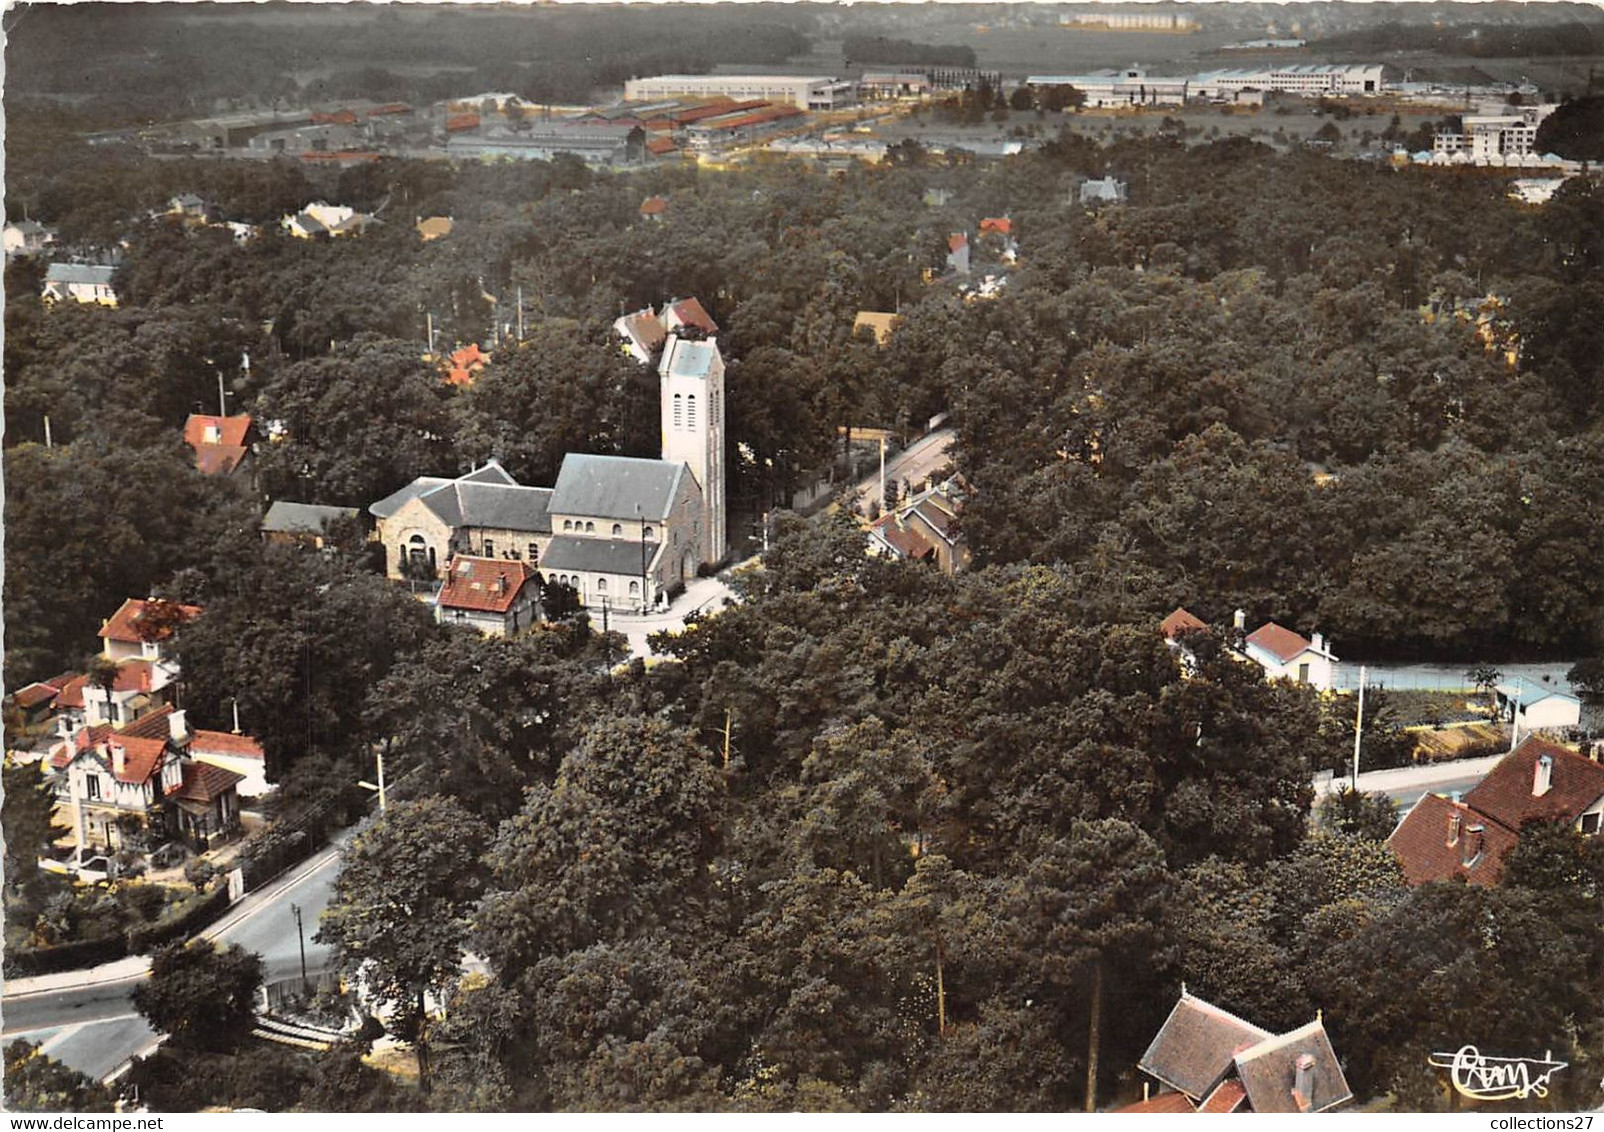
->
<box><xmin>369</xmin><ymin>315</ymin><xmax>726</xmax><ymax>614</ymax></box>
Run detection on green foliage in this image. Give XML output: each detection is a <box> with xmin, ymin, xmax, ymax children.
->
<box><xmin>1315</xmin><ymin>787</ymin><xmax>1400</xmax><ymax>841</ymax></box>
<box><xmin>1534</xmin><ymin>95</ymin><xmax>1604</xmax><ymax>162</ymax></box>
<box><xmin>3</xmin><ymin>1040</ymin><xmax>117</xmax><ymax>1112</ymax></box>
<box><xmin>3</xmin><ymin>762</ymin><xmax>65</xmax><ymax>882</ymax></box>
<box><xmin>132</xmin><ymin>941</ymin><xmax>264</xmax><ymax>1051</ymax></box>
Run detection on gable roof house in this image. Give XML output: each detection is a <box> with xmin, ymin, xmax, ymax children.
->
<box><xmin>661</xmin><ymin>296</ymin><xmax>719</xmax><ymax>337</ymax></box>
<box><xmin>1495</xmin><ymin>682</ymin><xmax>1582</xmax><ymax>734</ymax></box>
<box><xmin>613</xmin><ymin>307</ymin><xmax>668</xmax><ymax>363</ymax></box>
<box><xmin>260</xmin><ymin>501</ymin><xmax>362</xmax><ymax>549</ymax></box>
<box><xmin>866</xmin><ymin>480</ymin><xmax>970</xmax><ymax>574</ymax></box>
<box><xmin>445</xmin><ymin>343</ymin><xmax>491</xmax><ymax>388</ymax></box>
<box><xmin>50</xmin><ymin>707</ymin><xmax>245</xmax><ymax>863</ymax></box>
<box><xmin>1388</xmin><ymin>737</ymin><xmax>1604</xmax><ymax>886</ymax></box>
<box><xmin>4</xmin><ymin>219</ymin><xmax>57</xmax><ymax>259</ymax></box>
<box><xmin>42</xmin><ymin>263</ymin><xmax>118</xmax><ymax>306</ymax></box>
<box><xmin>1239</xmin><ymin>613</ymin><xmax>1337</xmax><ymax>692</ymax></box>
<box><xmin>436</xmin><ymin>555</ymin><xmax>540</xmax><ymax>636</ymax></box>
<box><xmin>1119</xmin><ymin>990</ymin><xmax>1352</xmax><ymax>1114</ymax></box>
<box><xmin>946</xmin><ymin>232</ymin><xmax>970</xmax><ymax>276</ymax></box>
<box><xmin>183</xmin><ymin>413</ymin><xmax>254</xmax><ymax>477</ymax></box>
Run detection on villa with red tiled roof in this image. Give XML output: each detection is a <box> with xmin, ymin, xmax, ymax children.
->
<box><xmin>1157</xmin><ymin>608</ymin><xmax>1337</xmax><ymax>690</ymax></box>
<box><xmin>183</xmin><ymin>413</ymin><xmax>253</xmax><ymax>476</ymax></box>
<box><xmin>51</xmin><ymin>707</ymin><xmax>245</xmax><ymax>858</ymax></box>
<box><xmin>866</xmin><ymin>479</ymin><xmax>970</xmax><ymax>575</ymax></box>
<box><xmin>1388</xmin><ymin>737</ymin><xmax>1604</xmax><ymax>887</ymax></box>
<box><xmin>436</xmin><ymin>556</ymin><xmax>539</xmax><ymax>637</ymax></box>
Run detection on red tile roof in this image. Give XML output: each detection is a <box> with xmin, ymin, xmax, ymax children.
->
<box><xmin>183</xmin><ymin>414</ymin><xmax>252</xmax><ymax>450</ymax></box>
<box><xmin>452</xmin><ymin>344</ymin><xmax>489</xmax><ymax>369</ymax></box>
<box><xmin>1198</xmin><ymin>1080</ymin><xmax>1247</xmax><ymax>1113</ymax></box>
<box><xmin>446</xmin><ymin>112</ymin><xmax>481</xmax><ymax>133</ymax></box>
<box><xmin>617</xmin><ymin>309</ymin><xmax>667</xmax><ymax>352</ymax></box>
<box><xmin>98</xmin><ymin>599</ymin><xmax>203</xmax><ymax>644</ymax></box>
<box><xmin>1244</xmin><ymin>622</ymin><xmax>1314</xmax><ymax>664</ymax></box>
<box><xmin>1387</xmin><ymin>792</ymin><xmax>1518</xmax><ymax>887</ymax></box>
<box><xmin>1463</xmin><ymin>737</ymin><xmax>1604</xmax><ymax>830</ymax></box>
<box><xmin>98</xmin><ymin>735</ymin><xmax>170</xmax><ymax>786</ymax></box>
<box><xmin>119</xmin><ymin>705</ymin><xmax>175</xmax><ymax>741</ymax></box>
<box><xmin>664</xmin><ymin>297</ymin><xmax>718</xmax><ymax>335</ymax></box>
<box><xmin>439</xmin><ymin>556</ymin><xmax>535</xmax><ymax>614</ymax></box>
<box><xmin>110</xmin><ymin>659</ymin><xmax>156</xmax><ymax>694</ymax></box>
<box><xmin>195</xmin><ymin>445</ymin><xmax>249</xmax><ymax>475</ymax></box>
<box><xmin>640</xmin><ymin>195</ymin><xmax>669</xmax><ymax>215</ymax></box>
<box><xmin>1161</xmin><ymin>607</ymin><xmax>1209</xmax><ymax>640</ymax></box>
<box><xmin>54</xmin><ymin>674</ymin><xmax>88</xmax><ymax>710</ymax></box>
<box><xmin>1233</xmin><ymin>1019</ymin><xmax>1353</xmax><ymax>1113</ymax></box>
<box><xmin>980</xmin><ymin>216</ymin><xmax>1013</xmax><ymax>234</ymax></box>
<box><xmin>177</xmin><ymin>760</ymin><xmax>244</xmax><ymax>803</ymax></box>
<box><xmin>13</xmin><ymin>682</ymin><xmax>60</xmax><ymax>710</ymax></box>
<box><xmin>190</xmin><ymin>730</ymin><xmax>265</xmax><ymax>759</ymax></box>
<box><xmin>872</xmin><ymin>513</ymin><xmax>936</xmax><ymax>560</ymax></box>
<box><xmin>948</xmin><ymin>233</ymin><xmax>968</xmax><ymax>252</ymax></box>
<box><xmin>1114</xmin><ymin>1092</ymin><xmax>1196</xmax><ymax>1114</ymax></box>
<box><xmin>645</xmin><ymin>137</ymin><xmax>679</xmax><ymax>156</ymax></box>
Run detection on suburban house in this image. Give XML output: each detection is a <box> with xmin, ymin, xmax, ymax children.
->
<box><xmin>183</xmin><ymin>413</ymin><xmax>254</xmax><ymax>476</ymax></box>
<box><xmin>281</xmin><ymin>201</ymin><xmax>374</xmax><ymax>239</ymax></box>
<box><xmin>851</xmin><ymin>311</ymin><xmax>900</xmax><ymax>346</ymax></box>
<box><xmin>1388</xmin><ymin>737</ymin><xmax>1604</xmax><ymax>886</ymax></box>
<box><xmin>1118</xmin><ymin>990</ymin><xmax>1352</xmax><ymax>1114</ymax></box>
<box><xmin>1239</xmin><ymin>613</ymin><xmax>1337</xmax><ymax>692</ymax></box>
<box><xmin>260</xmin><ymin>501</ymin><xmax>362</xmax><ymax>549</ymax></box>
<box><xmin>1080</xmin><ymin>176</ymin><xmax>1129</xmax><ymax>205</ymax></box>
<box><xmin>946</xmin><ymin>232</ymin><xmax>970</xmax><ymax>276</ymax></box>
<box><xmin>613</xmin><ymin>306</ymin><xmax>668</xmax><ymax>364</ymax></box>
<box><xmin>661</xmin><ymin>296</ymin><xmax>718</xmax><ymax>337</ymax></box>
<box><xmin>4</xmin><ymin>219</ymin><xmax>56</xmax><ymax>259</ymax></box>
<box><xmin>51</xmin><ymin>707</ymin><xmax>246</xmax><ymax>858</ymax></box>
<box><xmin>436</xmin><ymin>555</ymin><xmax>540</xmax><ymax>635</ymax></box>
<box><xmin>639</xmin><ymin>195</ymin><xmax>669</xmax><ymax>221</ymax></box>
<box><xmin>82</xmin><ymin>599</ymin><xmax>202</xmax><ymax>728</ymax></box>
<box><xmin>445</xmin><ymin>343</ymin><xmax>490</xmax><ymax>388</ymax></box>
<box><xmin>42</xmin><ymin>263</ymin><xmax>119</xmax><ymax>306</ymax></box>
<box><xmin>866</xmin><ymin>479</ymin><xmax>970</xmax><ymax>574</ymax></box>
<box><xmin>187</xmin><ymin>725</ymin><xmax>269</xmax><ymax>798</ymax></box>
<box><xmin>1495</xmin><ymin>683</ymin><xmax>1582</xmax><ymax>733</ymax></box>
<box><xmin>165</xmin><ymin>193</ymin><xmax>210</xmax><ymax>224</ymax></box>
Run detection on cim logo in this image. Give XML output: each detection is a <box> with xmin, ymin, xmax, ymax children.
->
<box><xmin>1427</xmin><ymin>1046</ymin><xmax>1568</xmax><ymax>1102</ymax></box>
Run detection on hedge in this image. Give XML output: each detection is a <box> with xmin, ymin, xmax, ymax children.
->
<box><xmin>127</xmin><ymin>886</ymin><xmax>232</xmax><ymax>954</ymax></box>
<box><xmin>3</xmin><ymin>934</ymin><xmax>129</xmax><ymax>978</ymax></box>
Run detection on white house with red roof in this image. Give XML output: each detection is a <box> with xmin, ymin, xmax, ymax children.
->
<box><xmin>436</xmin><ymin>555</ymin><xmax>539</xmax><ymax>636</ymax></box>
<box><xmin>51</xmin><ymin>706</ymin><xmax>245</xmax><ymax>859</ymax></box>
<box><xmin>1237</xmin><ymin>611</ymin><xmax>1337</xmax><ymax>691</ymax></box>
<box><xmin>85</xmin><ymin>598</ymin><xmax>202</xmax><ymax>727</ymax></box>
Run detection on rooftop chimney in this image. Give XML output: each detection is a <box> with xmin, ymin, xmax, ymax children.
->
<box><xmin>1534</xmin><ymin>753</ymin><xmax>1553</xmax><ymax>797</ymax></box>
<box><xmin>111</xmin><ymin>743</ymin><xmax>126</xmax><ymax>778</ymax></box>
<box><xmin>1233</xmin><ymin>608</ymin><xmax>1246</xmax><ymax>632</ymax></box>
<box><xmin>1463</xmin><ymin>824</ymin><xmax>1485</xmax><ymax>867</ymax></box>
<box><xmin>1293</xmin><ymin>1053</ymin><xmax>1316</xmax><ymax>1113</ymax></box>
<box><xmin>169</xmin><ymin>709</ymin><xmax>188</xmax><ymax>744</ymax></box>
<box><xmin>1311</xmin><ymin>632</ymin><xmax>1324</xmax><ymax>653</ymax></box>
<box><xmin>1447</xmin><ymin>809</ymin><xmax>1462</xmax><ymax>847</ymax></box>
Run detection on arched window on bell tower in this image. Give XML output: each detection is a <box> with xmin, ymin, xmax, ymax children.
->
<box><xmin>673</xmin><ymin>393</ymin><xmax>683</xmax><ymax>429</ymax></box>
<box><xmin>687</xmin><ymin>393</ymin><xmax>697</xmax><ymax>429</ymax></box>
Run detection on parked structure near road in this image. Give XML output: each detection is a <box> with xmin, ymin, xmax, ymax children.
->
<box><xmin>1388</xmin><ymin>737</ymin><xmax>1604</xmax><ymax>886</ymax></box>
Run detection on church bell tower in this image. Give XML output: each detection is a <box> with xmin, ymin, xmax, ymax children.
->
<box><xmin>658</xmin><ymin>334</ymin><xmax>726</xmax><ymax>566</ymax></box>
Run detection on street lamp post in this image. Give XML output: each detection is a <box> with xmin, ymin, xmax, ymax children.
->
<box><xmin>290</xmin><ymin>902</ymin><xmax>308</xmax><ymax>992</ymax></box>
<box><xmin>636</xmin><ymin>503</ymin><xmax>648</xmax><ymax>612</ymax></box>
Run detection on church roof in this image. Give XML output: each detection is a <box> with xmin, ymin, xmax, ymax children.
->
<box><xmin>541</xmin><ymin>535</ymin><xmax>663</xmax><ymax>576</ymax></box>
<box><xmin>369</xmin><ymin>462</ymin><xmax>551</xmax><ymax>534</ymax></box>
<box><xmin>549</xmin><ymin>454</ymin><xmax>686</xmax><ymax>522</ymax></box>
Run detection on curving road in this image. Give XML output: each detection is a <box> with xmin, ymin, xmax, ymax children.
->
<box><xmin>2</xmin><ymin>839</ymin><xmax>344</xmax><ymax>1082</ymax></box>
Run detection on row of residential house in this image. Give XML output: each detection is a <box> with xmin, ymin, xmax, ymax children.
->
<box><xmin>7</xmin><ymin>598</ymin><xmax>268</xmax><ymax>872</ymax></box>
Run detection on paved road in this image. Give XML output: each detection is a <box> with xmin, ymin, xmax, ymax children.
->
<box><xmin>1315</xmin><ymin>751</ymin><xmax>1507</xmax><ymax>813</ymax></box>
<box><xmin>851</xmin><ymin>429</ymin><xmax>957</xmax><ymax>515</ymax></box>
<box><xmin>2</xmin><ymin>840</ymin><xmax>344</xmax><ymax>1081</ymax></box>
<box><xmin>606</xmin><ymin>570</ymin><xmax>742</xmax><ymax>661</ymax></box>
<box><xmin>1333</xmin><ymin>660</ymin><xmax>1578</xmax><ymax>695</ymax></box>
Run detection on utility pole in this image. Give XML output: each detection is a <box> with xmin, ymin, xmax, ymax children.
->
<box><xmin>217</xmin><ymin>370</ymin><xmax>228</xmax><ymax>419</ymax></box>
<box><xmin>426</xmin><ymin>311</ymin><xmax>435</xmax><ymax>356</ymax></box>
<box><xmin>879</xmin><ymin>435</ymin><xmax>887</xmax><ymax>513</ymax></box>
<box><xmin>1509</xmin><ymin>675</ymin><xmax>1523</xmax><ymax>753</ymax></box>
<box><xmin>43</xmin><ymin>415</ymin><xmax>52</xmax><ymax>449</ymax></box>
<box><xmin>377</xmin><ymin>746</ymin><xmax>387</xmax><ymax>813</ymax></box>
<box><xmin>1351</xmin><ymin>665</ymin><xmax>1366</xmax><ymax>790</ymax></box>
<box><xmin>722</xmin><ymin>706</ymin><xmax>732</xmax><ymax>772</ymax></box>
<box><xmin>290</xmin><ymin>902</ymin><xmax>308</xmax><ymax>991</ymax></box>
<box><xmin>517</xmin><ymin>286</ymin><xmax>525</xmax><ymax>342</ymax></box>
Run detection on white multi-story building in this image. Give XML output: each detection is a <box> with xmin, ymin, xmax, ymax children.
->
<box><xmin>1434</xmin><ymin>104</ymin><xmax>1556</xmax><ymax>160</ymax></box>
<box><xmin>622</xmin><ymin>74</ymin><xmax>851</xmax><ymax>111</ymax></box>
<box><xmin>1192</xmin><ymin>63</ymin><xmax>1386</xmax><ymax>97</ymax></box>
<box><xmin>1027</xmin><ymin>67</ymin><xmax>1190</xmax><ymax>107</ymax></box>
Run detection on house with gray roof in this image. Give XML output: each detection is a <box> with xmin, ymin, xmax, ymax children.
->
<box><xmin>260</xmin><ymin>502</ymin><xmax>362</xmax><ymax>549</ymax></box>
<box><xmin>42</xmin><ymin>263</ymin><xmax>118</xmax><ymax>306</ymax></box>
